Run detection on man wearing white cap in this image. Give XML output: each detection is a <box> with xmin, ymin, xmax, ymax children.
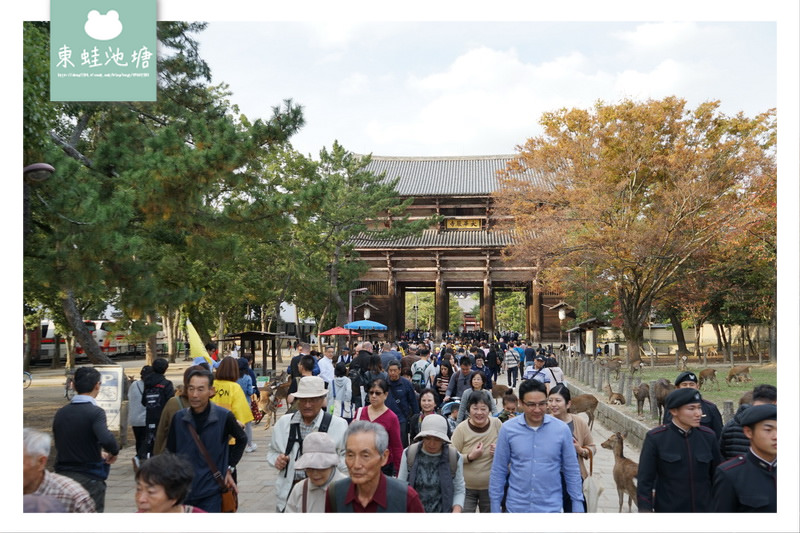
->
<box><xmin>267</xmin><ymin>376</ymin><xmax>348</xmax><ymax>512</ymax></box>
<box><xmin>397</xmin><ymin>414</ymin><xmax>465</xmax><ymax>513</ymax></box>
<box><xmin>285</xmin><ymin>432</ymin><xmax>348</xmax><ymax>513</ymax></box>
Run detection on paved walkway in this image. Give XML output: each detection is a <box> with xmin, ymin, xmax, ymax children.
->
<box><xmin>103</xmin><ymin>365</ymin><xmax>640</xmax><ymax>513</ymax></box>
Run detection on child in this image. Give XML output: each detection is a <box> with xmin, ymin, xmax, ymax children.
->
<box><xmin>441</xmin><ymin>400</ymin><xmax>461</xmax><ymax>434</ymax></box>
<box><xmin>496</xmin><ymin>391</ymin><xmax>522</xmax><ymax>423</ymax></box>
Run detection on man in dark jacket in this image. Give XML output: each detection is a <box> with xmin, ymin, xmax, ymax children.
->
<box><xmin>166</xmin><ymin>366</ymin><xmax>246</xmax><ymax>512</ymax></box>
<box><xmin>351</xmin><ymin>341</ymin><xmax>374</xmax><ymax>374</ymax></box>
<box><xmin>53</xmin><ymin>367</ymin><xmax>120</xmax><ymax>512</ymax></box>
<box><xmin>662</xmin><ymin>371</ymin><xmax>723</xmax><ymax>439</ymax></box>
<box><xmin>142</xmin><ymin>357</ymin><xmax>175</xmax><ymax>457</ymax></box>
<box><xmin>712</xmin><ymin>403</ymin><xmax>777</xmax><ymax>512</ymax></box>
<box><xmin>637</xmin><ymin>388</ymin><xmax>722</xmax><ymax>512</ymax></box>
<box><xmin>719</xmin><ymin>384</ymin><xmax>777</xmax><ymax>459</ymax></box>
<box><xmin>385</xmin><ymin>360</ymin><xmax>419</xmax><ymax>448</ymax></box>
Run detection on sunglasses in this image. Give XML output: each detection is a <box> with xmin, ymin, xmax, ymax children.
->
<box><xmin>368</xmin><ymin>390</ymin><xmax>384</xmax><ymax>396</ymax></box>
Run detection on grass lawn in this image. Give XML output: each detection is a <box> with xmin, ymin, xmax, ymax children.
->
<box><xmin>626</xmin><ymin>363</ymin><xmax>776</xmax><ymax>409</ymax></box>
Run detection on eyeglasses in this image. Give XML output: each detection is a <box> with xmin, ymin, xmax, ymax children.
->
<box><xmin>521</xmin><ymin>401</ymin><xmax>548</xmax><ymax>409</ymax></box>
<box><xmin>368</xmin><ymin>390</ymin><xmax>384</xmax><ymax>396</ymax></box>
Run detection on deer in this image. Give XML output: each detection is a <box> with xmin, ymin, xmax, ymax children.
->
<box><xmin>698</xmin><ymin>368</ymin><xmax>720</xmax><ymax>391</ymax></box>
<box><xmin>726</xmin><ymin>366</ymin><xmax>753</xmax><ymax>385</ymax></box>
<box><xmin>600</xmin><ymin>358</ymin><xmax>623</xmax><ymax>380</ymax></box>
<box><xmin>491</xmin><ymin>384</ymin><xmax>510</xmax><ymax>406</ymax></box>
<box><xmin>568</xmin><ymin>393</ymin><xmax>599</xmax><ymax>430</ymax></box>
<box><xmin>633</xmin><ymin>382</ymin><xmax>650</xmax><ymax>416</ymax></box>
<box><xmin>604</xmin><ymin>382</ymin><xmax>625</xmax><ymax>405</ymax></box>
<box><xmin>654</xmin><ymin>378</ymin><xmax>675</xmax><ymax>423</ymax></box>
<box><xmin>706</xmin><ymin>346</ymin><xmax>719</xmax><ymax>359</ymax></box>
<box><xmin>257</xmin><ymin>379</ymin><xmax>290</xmax><ymax>429</ymax></box>
<box><xmin>600</xmin><ymin>431</ymin><xmax>639</xmax><ymax>513</ymax></box>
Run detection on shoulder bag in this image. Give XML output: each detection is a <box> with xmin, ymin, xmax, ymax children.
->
<box><xmin>185</xmin><ymin>421</ymin><xmax>238</xmax><ymax>513</ymax></box>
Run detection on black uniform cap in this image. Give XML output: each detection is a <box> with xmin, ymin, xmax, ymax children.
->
<box><xmin>674</xmin><ymin>371</ymin><xmax>698</xmax><ymax>386</ymax></box>
<box><xmin>665</xmin><ymin>387</ymin><xmax>702</xmax><ymax>410</ymax></box>
<box><xmin>739</xmin><ymin>403</ymin><xmax>777</xmax><ymax>427</ymax></box>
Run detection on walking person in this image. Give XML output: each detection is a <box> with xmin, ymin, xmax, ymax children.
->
<box><xmin>637</xmin><ymin>388</ymin><xmax>723</xmax><ymax>512</ymax></box>
<box><xmin>52</xmin><ymin>366</ymin><xmax>119</xmax><ymax>512</ymax></box>
<box><xmin>134</xmin><ymin>453</ymin><xmax>206</xmax><ymax>513</ymax></box>
<box><xmin>267</xmin><ymin>376</ymin><xmax>348</xmax><ymax>513</ymax></box>
<box><xmin>284</xmin><ymin>432</ymin><xmax>348</xmax><ymax>513</ymax></box>
<box><xmin>503</xmin><ymin>343</ymin><xmax>520</xmax><ymax>389</ymax></box>
<box><xmin>451</xmin><ymin>393</ymin><xmax>502</xmax><ymax>513</ymax></box>
<box><xmin>456</xmin><ymin>371</ymin><xmax>498</xmax><ymax>424</ymax></box>
<box><xmin>662</xmin><ymin>371</ymin><xmax>723</xmax><ymax>438</ymax></box>
<box><xmin>325</xmin><ymin>421</ymin><xmax>425</xmax><ymax>513</ymax></box>
<box><xmin>712</xmin><ymin>403</ymin><xmax>777</xmax><ymax>512</ymax></box>
<box><xmin>142</xmin><ymin>358</ymin><xmax>175</xmax><ymax>458</ymax></box>
<box><xmin>408</xmin><ymin>388</ymin><xmax>439</xmax><ymax>442</ymax></box>
<box><xmin>355</xmin><ymin>378</ymin><xmax>404</xmax><ymax>477</ymax></box>
<box><xmin>128</xmin><ymin>365</ymin><xmax>152</xmax><ymax>467</ymax></box>
<box><xmin>547</xmin><ymin>383</ymin><xmax>595</xmax><ymax>511</ymax></box>
<box><xmin>235</xmin><ymin>357</ymin><xmax>257</xmax><ymax>453</ymax></box>
<box><xmin>385</xmin><ymin>360</ymin><xmax>419</xmax><ymax>448</ymax></box>
<box><xmin>398</xmin><ymin>414</ymin><xmax>466</xmax><ymax>513</ymax></box>
<box><xmin>165</xmin><ymin>366</ymin><xmax>247</xmax><ymax>512</ymax></box>
<box><xmin>327</xmin><ymin>362</ymin><xmax>354</xmax><ymax>423</ymax></box>
<box><xmin>488</xmin><ymin>379</ymin><xmax>585</xmax><ymax>513</ymax></box>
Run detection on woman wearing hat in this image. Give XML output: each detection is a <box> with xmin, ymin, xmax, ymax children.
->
<box><xmin>284</xmin><ymin>432</ymin><xmax>348</xmax><ymax>513</ymax></box>
<box><xmin>397</xmin><ymin>414</ymin><xmax>465</xmax><ymax>513</ymax></box>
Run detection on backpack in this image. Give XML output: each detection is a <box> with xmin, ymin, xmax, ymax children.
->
<box><xmin>411</xmin><ymin>361</ymin><xmax>430</xmax><ymax>388</ymax></box>
<box><xmin>406</xmin><ymin>441</ymin><xmax>459</xmax><ymax>476</ymax></box>
<box><xmin>282</xmin><ymin>412</ymin><xmax>333</xmax><ymax>477</ymax></box>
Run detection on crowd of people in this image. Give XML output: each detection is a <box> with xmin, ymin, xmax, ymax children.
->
<box><xmin>23</xmin><ymin>334</ymin><xmax>777</xmax><ymax>514</ymax></box>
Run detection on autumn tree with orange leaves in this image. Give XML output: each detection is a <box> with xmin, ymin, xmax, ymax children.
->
<box><xmin>495</xmin><ymin>97</ymin><xmax>776</xmax><ymax>364</ymax></box>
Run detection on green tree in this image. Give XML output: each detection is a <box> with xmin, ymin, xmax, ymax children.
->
<box><xmin>24</xmin><ymin>22</ymin><xmax>306</xmax><ymax>365</ymax></box>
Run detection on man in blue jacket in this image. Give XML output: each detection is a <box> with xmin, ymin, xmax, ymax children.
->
<box><xmin>385</xmin><ymin>360</ymin><xmax>419</xmax><ymax>448</ymax></box>
<box><xmin>166</xmin><ymin>366</ymin><xmax>247</xmax><ymax>512</ymax></box>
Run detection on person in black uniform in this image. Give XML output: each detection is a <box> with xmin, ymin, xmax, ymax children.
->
<box><xmin>712</xmin><ymin>403</ymin><xmax>776</xmax><ymax>512</ymax></box>
<box><xmin>662</xmin><ymin>371</ymin><xmax>724</xmax><ymax>439</ymax></box>
<box><xmin>637</xmin><ymin>388</ymin><xmax>723</xmax><ymax>512</ymax></box>
<box><xmin>719</xmin><ymin>384</ymin><xmax>777</xmax><ymax>459</ymax></box>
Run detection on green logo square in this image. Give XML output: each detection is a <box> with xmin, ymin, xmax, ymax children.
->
<box><xmin>50</xmin><ymin>0</ymin><xmax>156</xmax><ymax>101</ymax></box>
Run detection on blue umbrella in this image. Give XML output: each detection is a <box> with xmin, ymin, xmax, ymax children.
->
<box><xmin>343</xmin><ymin>319</ymin><xmax>388</xmax><ymax>331</ymax></box>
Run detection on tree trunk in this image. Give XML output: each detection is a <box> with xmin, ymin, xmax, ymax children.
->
<box><xmin>667</xmin><ymin>307</ymin><xmax>690</xmax><ymax>355</ymax></box>
<box><xmin>61</xmin><ymin>291</ymin><xmax>113</xmax><ymax>365</ymax></box>
<box><xmin>65</xmin><ymin>336</ymin><xmax>76</xmax><ymax>369</ymax></box>
<box><xmin>330</xmin><ymin>244</ymin><xmax>349</xmax><ymax>326</ymax></box>
<box><xmin>145</xmin><ymin>312</ymin><xmax>158</xmax><ymax>365</ymax></box>
<box><xmin>51</xmin><ymin>333</ymin><xmax>63</xmax><ymax>369</ymax></box>
<box><xmin>712</xmin><ymin>323</ymin><xmax>723</xmax><ymax>352</ymax></box>
<box><xmin>726</xmin><ymin>325</ymin><xmax>734</xmax><ymax>365</ymax></box>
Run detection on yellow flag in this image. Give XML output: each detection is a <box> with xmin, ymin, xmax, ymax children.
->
<box><xmin>186</xmin><ymin>319</ymin><xmax>216</xmax><ymax>366</ymax></box>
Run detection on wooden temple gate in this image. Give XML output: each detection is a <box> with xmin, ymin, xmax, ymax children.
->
<box><xmin>350</xmin><ymin>155</ymin><xmax>564</xmax><ymax>342</ymax></box>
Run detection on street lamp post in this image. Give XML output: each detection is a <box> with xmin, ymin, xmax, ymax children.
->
<box><xmin>348</xmin><ymin>288</ymin><xmax>368</xmax><ymax>324</ymax></box>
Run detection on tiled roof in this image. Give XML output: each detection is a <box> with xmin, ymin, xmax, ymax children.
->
<box><xmin>351</xmin><ymin>229</ymin><xmax>517</xmax><ymax>249</ymax></box>
<box><xmin>363</xmin><ymin>155</ymin><xmax>545</xmax><ymax>197</ymax></box>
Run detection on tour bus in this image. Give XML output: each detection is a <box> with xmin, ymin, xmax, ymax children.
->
<box><xmin>32</xmin><ymin>319</ymin><xmax>166</xmax><ymax>363</ymax></box>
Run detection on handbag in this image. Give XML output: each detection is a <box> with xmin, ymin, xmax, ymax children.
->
<box><xmin>251</xmin><ymin>397</ymin><xmax>264</xmax><ymax>424</ymax></box>
<box><xmin>581</xmin><ymin>446</ymin><xmax>602</xmax><ymax>513</ymax></box>
<box><xmin>185</xmin><ymin>422</ymin><xmax>238</xmax><ymax>513</ymax></box>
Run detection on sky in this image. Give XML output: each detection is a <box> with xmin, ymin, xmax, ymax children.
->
<box><xmin>9</xmin><ymin>1</ymin><xmax>800</xmax><ymax>532</ymax></box>
<box><xmin>196</xmin><ymin>20</ymin><xmax>777</xmax><ymax>158</ymax></box>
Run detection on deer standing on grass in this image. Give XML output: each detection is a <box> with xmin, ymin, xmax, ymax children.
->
<box><xmin>600</xmin><ymin>431</ymin><xmax>639</xmax><ymax>513</ymax></box>
<box><xmin>633</xmin><ymin>383</ymin><xmax>650</xmax><ymax>416</ymax></box>
<box><xmin>698</xmin><ymin>368</ymin><xmax>719</xmax><ymax>391</ymax></box>
<box><xmin>604</xmin><ymin>382</ymin><xmax>625</xmax><ymax>405</ymax></box>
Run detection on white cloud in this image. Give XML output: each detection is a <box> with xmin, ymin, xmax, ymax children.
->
<box><xmin>612</xmin><ymin>59</ymin><xmax>687</xmax><ymax>100</ymax></box>
<box><xmin>339</xmin><ymin>73</ymin><xmax>370</xmax><ymax>96</ymax></box>
<box><xmin>613</xmin><ymin>22</ymin><xmax>700</xmax><ymax>48</ymax></box>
